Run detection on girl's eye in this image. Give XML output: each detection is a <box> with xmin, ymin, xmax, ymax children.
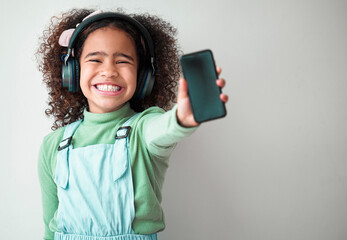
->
<box><xmin>117</xmin><ymin>60</ymin><xmax>130</xmax><ymax>64</ymax></box>
<box><xmin>89</xmin><ymin>59</ymin><xmax>101</xmax><ymax>63</ymax></box>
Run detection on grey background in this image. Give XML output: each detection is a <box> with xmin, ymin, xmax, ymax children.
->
<box><xmin>1</xmin><ymin>0</ymin><xmax>346</xmax><ymax>239</ymax></box>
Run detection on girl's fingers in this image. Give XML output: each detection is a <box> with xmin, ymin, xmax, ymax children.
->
<box><xmin>216</xmin><ymin>66</ymin><xmax>222</xmax><ymax>76</ymax></box>
<box><xmin>220</xmin><ymin>93</ymin><xmax>229</xmax><ymax>103</ymax></box>
<box><xmin>216</xmin><ymin>78</ymin><xmax>226</xmax><ymax>88</ymax></box>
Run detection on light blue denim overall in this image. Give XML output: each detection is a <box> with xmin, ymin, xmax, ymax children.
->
<box><xmin>54</xmin><ymin>115</ymin><xmax>157</xmax><ymax>240</ymax></box>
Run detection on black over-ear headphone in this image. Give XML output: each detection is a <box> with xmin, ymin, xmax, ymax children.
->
<box><xmin>61</xmin><ymin>12</ymin><xmax>156</xmax><ymax>99</ymax></box>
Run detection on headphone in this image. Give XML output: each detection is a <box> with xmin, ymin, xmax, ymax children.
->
<box><xmin>61</xmin><ymin>12</ymin><xmax>156</xmax><ymax>99</ymax></box>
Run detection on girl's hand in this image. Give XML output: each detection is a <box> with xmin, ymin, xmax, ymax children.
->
<box><xmin>176</xmin><ymin>66</ymin><xmax>229</xmax><ymax>127</ymax></box>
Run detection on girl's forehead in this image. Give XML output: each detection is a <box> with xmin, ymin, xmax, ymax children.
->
<box><xmin>87</xmin><ymin>26</ymin><xmax>132</xmax><ymax>40</ymax></box>
<box><xmin>80</xmin><ymin>26</ymin><xmax>137</xmax><ymax>60</ymax></box>
<box><xmin>83</xmin><ymin>27</ymin><xmax>136</xmax><ymax>49</ymax></box>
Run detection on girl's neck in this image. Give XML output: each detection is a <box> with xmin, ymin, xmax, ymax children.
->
<box><xmin>82</xmin><ymin>103</ymin><xmax>135</xmax><ymax>125</ymax></box>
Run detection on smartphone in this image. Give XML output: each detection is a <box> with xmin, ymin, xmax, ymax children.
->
<box><xmin>180</xmin><ymin>49</ymin><xmax>227</xmax><ymax>123</ymax></box>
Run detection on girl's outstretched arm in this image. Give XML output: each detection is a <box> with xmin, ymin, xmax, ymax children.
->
<box><xmin>176</xmin><ymin>66</ymin><xmax>228</xmax><ymax>127</ymax></box>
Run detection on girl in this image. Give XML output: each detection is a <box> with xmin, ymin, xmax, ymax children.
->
<box><xmin>37</xmin><ymin>8</ymin><xmax>228</xmax><ymax>240</ymax></box>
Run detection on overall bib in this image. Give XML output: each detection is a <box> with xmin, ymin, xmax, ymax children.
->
<box><xmin>54</xmin><ymin>115</ymin><xmax>157</xmax><ymax>240</ymax></box>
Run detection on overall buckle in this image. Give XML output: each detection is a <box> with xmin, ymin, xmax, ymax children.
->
<box><xmin>58</xmin><ymin>137</ymin><xmax>72</xmax><ymax>151</ymax></box>
<box><xmin>115</xmin><ymin>126</ymin><xmax>131</xmax><ymax>139</ymax></box>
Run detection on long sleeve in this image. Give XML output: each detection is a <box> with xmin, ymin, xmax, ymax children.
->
<box><xmin>142</xmin><ymin>105</ymin><xmax>197</xmax><ymax>158</ymax></box>
<box><xmin>130</xmin><ymin>105</ymin><xmax>198</xmax><ymax>233</ymax></box>
<box><xmin>38</xmin><ymin>133</ymin><xmax>61</xmax><ymax>240</ymax></box>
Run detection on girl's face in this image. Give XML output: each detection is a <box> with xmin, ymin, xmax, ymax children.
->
<box><xmin>79</xmin><ymin>26</ymin><xmax>138</xmax><ymax>113</ymax></box>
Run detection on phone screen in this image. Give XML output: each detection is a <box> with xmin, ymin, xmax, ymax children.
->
<box><xmin>180</xmin><ymin>49</ymin><xmax>226</xmax><ymax>123</ymax></box>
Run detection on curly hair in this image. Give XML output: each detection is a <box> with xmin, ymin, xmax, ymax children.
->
<box><xmin>36</xmin><ymin>8</ymin><xmax>181</xmax><ymax>130</ymax></box>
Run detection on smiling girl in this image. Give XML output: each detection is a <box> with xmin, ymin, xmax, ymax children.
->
<box><xmin>37</xmin><ymin>9</ymin><xmax>227</xmax><ymax>240</ymax></box>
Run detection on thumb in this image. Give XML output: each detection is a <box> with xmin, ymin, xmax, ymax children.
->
<box><xmin>178</xmin><ymin>78</ymin><xmax>189</xmax><ymax>100</ymax></box>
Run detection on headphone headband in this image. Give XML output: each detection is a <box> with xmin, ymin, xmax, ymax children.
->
<box><xmin>66</xmin><ymin>12</ymin><xmax>155</xmax><ymax>61</ymax></box>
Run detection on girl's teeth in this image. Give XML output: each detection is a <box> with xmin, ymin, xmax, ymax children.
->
<box><xmin>96</xmin><ymin>84</ymin><xmax>121</xmax><ymax>92</ymax></box>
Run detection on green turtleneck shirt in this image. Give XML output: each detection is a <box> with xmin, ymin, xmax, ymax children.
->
<box><xmin>38</xmin><ymin>103</ymin><xmax>197</xmax><ymax>240</ymax></box>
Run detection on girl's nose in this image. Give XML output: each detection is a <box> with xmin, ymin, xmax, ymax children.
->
<box><xmin>100</xmin><ymin>61</ymin><xmax>118</xmax><ymax>78</ymax></box>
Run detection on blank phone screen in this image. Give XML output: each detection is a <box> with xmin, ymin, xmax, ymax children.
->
<box><xmin>180</xmin><ymin>50</ymin><xmax>226</xmax><ymax>122</ymax></box>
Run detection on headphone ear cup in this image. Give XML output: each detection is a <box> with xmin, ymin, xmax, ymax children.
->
<box><xmin>73</xmin><ymin>58</ymin><xmax>80</xmax><ymax>92</ymax></box>
<box><xmin>141</xmin><ymin>69</ymin><xmax>155</xmax><ymax>98</ymax></box>
<box><xmin>135</xmin><ymin>67</ymin><xmax>146</xmax><ymax>99</ymax></box>
<box><xmin>61</xmin><ymin>57</ymin><xmax>80</xmax><ymax>93</ymax></box>
<box><xmin>135</xmin><ymin>67</ymin><xmax>155</xmax><ymax>99</ymax></box>
<box><xmin>62</xmin><ymin>59</ymin><xmax>73</xmax><ymax>92</ymax></box>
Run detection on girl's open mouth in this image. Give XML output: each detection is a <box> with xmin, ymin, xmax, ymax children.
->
<box><xmin>95</xmin><ymin>84</ymin><xmax>122</xmax><ymax>92</ymax></box>
<box><xmin>93</xmin><ymin>84</ymin><xmax>124</xmax><ymax>96</ymax></box>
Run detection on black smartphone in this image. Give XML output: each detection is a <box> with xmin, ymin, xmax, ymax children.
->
<box><xmin>180</xmin><ymin>49</ymin><xmax>227</xmax><ymax>123</ymax></box>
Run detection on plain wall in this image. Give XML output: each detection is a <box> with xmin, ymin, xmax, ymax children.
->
<box><xmin>1</xmin><ymin>0</ymin><xmax>346</xmax><ymax>239</ymax></box>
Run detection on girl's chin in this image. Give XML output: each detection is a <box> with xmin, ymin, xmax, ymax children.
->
<box><xmin>88</xmin><ymin>103</ymin><xmax>126</xmax><ymax>113</ymax></box>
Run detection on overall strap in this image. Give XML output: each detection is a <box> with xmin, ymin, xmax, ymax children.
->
<box><xmin>58</xmin><ymin>120</ymin><xmax>83</xmax><ymax>150</ymax></box>
<box><xmin>113</xmin><ymin>113</ymin><xmax>140</xmax><ymax>181</ymax></box>
<box><xmin>115</xmin><ymin>113</ymin><xmax>140</xmax><ymax>139</ymax></box>
<box><xmin>123</xmin><ymin>113</ymin><xmax>140</xmax><ymax>126</ymax></box>
<box><xmin>54</xmin><ymin>120</ymin><xmax>83</xmax><ymax>189</ymax></box>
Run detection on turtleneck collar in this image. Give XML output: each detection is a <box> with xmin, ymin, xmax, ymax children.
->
<box><xmin>82</xmin><ymin>103</ymin><xmax>135</xmax><ymax>126</ymax></box>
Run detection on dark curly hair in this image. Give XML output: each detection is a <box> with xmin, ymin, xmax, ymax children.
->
<box><xmin>36</xmin><ymin>8</ymin><xmax>181</xmax><ymax>130</ymax></box>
